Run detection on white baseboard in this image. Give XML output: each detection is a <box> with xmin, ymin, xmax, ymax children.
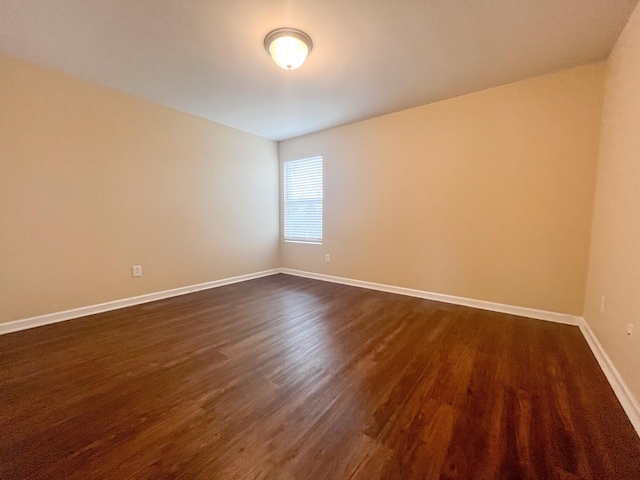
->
<box><xmin>0</xmin><ymin>269</ymin><xmax>280</xmax><ymax>336</ymax></box>
<box><xmin>578</xmin><ymin>317</ymin><xmax>640</xmax><ymax>436</ymax></box>
<box><xmin>1</xmin><ymin>267</ymin><xmax>577</xmax><ymax>336</ymax></box>
<box><xmin>279</xmin><ymin>268</ymin><xmax>578</xmax><ymax>325</ymax></box>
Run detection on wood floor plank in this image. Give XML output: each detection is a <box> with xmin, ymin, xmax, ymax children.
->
<box><xmin>1</xmin><ymin>274</ymin><xmax>639</xmax><ymax>479</ymax></box>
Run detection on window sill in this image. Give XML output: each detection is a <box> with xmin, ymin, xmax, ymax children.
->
<box><xmin>284</xmin><ymin>240</ymin><xmax>322</xmax><ymax>245</ymax></box>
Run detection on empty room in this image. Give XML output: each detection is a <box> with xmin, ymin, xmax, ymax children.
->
<box><xmin>1</xmin><ymin>1</ymin><xmax>640</xmax><ymax>478</ymax></box>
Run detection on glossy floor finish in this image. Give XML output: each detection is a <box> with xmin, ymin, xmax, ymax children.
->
<box><xmin>1</xmin><ymin>274</ymin><xmax>639</xmax><ymax>479</ymax></box>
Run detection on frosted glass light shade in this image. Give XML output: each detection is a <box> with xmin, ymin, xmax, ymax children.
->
<box><xmin>269</xmin><ymin>36</ymin><xmax>308</xmax><ymax>70</ymax></box>
<box><xmin>264</xmin><ymin>28</ymin><xmax>313</xmax><ymax>70</ymax></box>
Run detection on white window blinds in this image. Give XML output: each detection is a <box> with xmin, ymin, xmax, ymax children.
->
<box><xmin>283</xmin><ymin>156</ymin><xmax>323</xmax><ymax>243</ymax></box>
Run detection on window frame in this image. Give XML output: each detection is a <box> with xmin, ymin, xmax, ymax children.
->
<box><xmin>282</xmin><ymin>155</ymin><xmax>323</xmax><ymax>245</ymax></box>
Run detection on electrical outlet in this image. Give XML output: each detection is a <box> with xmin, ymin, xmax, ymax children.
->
<box><xmin>325</xmin><ymin>254</ymin><xmax>330</xmax><ymax>263</ymax></box>
<box><xmin>627</xmin><ymin>323</ymin><xmax>634</xmax><ymax>336</ymax></box>
<box><xmin>132</xmin><ymin>265</ymin><xmax>142</xmax><ymax>277</ymax></box>
<box><xmin>599</xmin><ymin>296</ymin><xmax>606</xmax><ymax>314</ymax></box>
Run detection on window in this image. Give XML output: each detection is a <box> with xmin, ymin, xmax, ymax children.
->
<box><xmin>283</xmin><ymin>156</ymin><xmax>323</xmax><ymax>243</ymax></box>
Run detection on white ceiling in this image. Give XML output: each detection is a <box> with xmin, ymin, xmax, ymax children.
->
<box><xmin>1</xmin><ymin>0</ymin><xmax>637</xmax><ymax>141</ymax></box>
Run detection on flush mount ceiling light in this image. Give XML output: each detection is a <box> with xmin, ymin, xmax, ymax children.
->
<box><xmin>264</xmin><ymin>28</ymin><xmax>313</xmax><ymax>70</ymax></box>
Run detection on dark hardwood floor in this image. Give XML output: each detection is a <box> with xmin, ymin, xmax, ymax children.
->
<box><xmin>1</xmin><ymin>274</ymin><xmax>639</xmax><ymax>479</ymax></box>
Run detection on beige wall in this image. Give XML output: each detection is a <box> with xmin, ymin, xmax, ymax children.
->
<box><xmin>0</xmin><ymin>55</ymin><xmax>279</xmax><ymax>324</ymax></box>
<box><xmin>583</xmin><ymin>4</ymin><xmax>640</xmax><ymax>402</ymax></box>
<box><xmin>280</xmin><ymin>63</ymin><xmax>605</xmax><ymax>315</ymax></box>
